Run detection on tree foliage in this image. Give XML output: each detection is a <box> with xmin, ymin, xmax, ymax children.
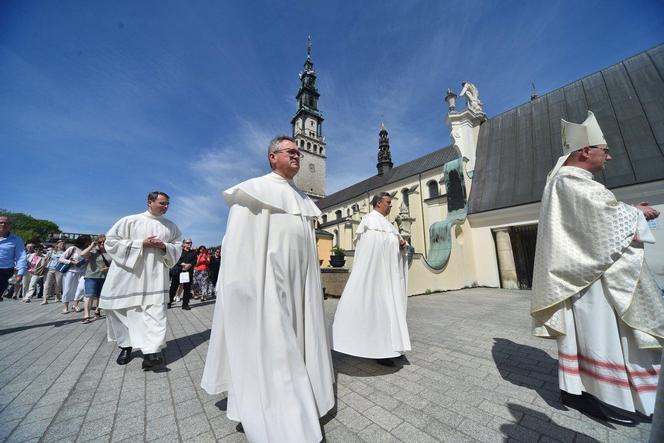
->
<box><xmin>0</xmin><ymin>209</ymin><xmax>60</xmax><ymax>243</ymax></box>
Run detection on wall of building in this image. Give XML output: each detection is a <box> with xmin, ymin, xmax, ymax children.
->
<box><xmin>317</xmin><ymin>167</ymin><xmax>502</xmax><ymax>295</ymax></box>
<box><xmin>469</xmin><ymin>193</ymin><xmax>664</xmax><ymax>289</ymax></box>
<box><xmin>317</xmin><ymin>235</ymin><xmax>333</xmax><ymax>267</ymax></box>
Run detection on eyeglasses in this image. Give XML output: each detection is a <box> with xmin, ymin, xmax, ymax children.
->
<box><xmin>272</xmin><ymin>148</ymin><xmax>304</xmax><ymax>159</ymax></box>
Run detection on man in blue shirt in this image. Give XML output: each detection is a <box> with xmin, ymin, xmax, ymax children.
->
<box><xmin>0</xmin><ymin>215</ymin><xmax>27</xmax><ymax>300</ymax></box>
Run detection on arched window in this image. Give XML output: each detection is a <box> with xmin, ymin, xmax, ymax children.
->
<box><xmin>313</xmin><ymin>144</ymin><xmax>318</xmax><ymax>153</ymax></box>
<box><xmin>300</xmin><ymin>140</ymin><xmax>305</xmax><ymax>147</ymax></box>
<box><xmin>401</xmin><ymin>188</ymin><xmax>409</xmax><ymax>208</ymax></box>
<box><xmin>427</xmin><ymin>180</ymin><xmax>439</xmax><ymax>198</ymax></box>
<box><xmin>351</xmin><ymin>203</ymin><xmax>359</xmax><ymax>213</ymax></box>
<box><xmin>321</xmin><ymin>214</ymin><xmax>327</xmax><ymax>224</ymax></box>
<box><xmin>320</xmin><ymin>147</ymin><xmax>324</xmax><ymax>155</ymax></box>
<box><xmin>347</xmin><ymin>208</ymin><xmax>352</xmax><ymax>216</ymax></box>
<box><xmin>307</xmin><ymin>142</ymin><xmax>311</xmax><ymax>150</ymax></box>
<box><xmin>335</xmin><ymin>210</ymin><xmax>342</xmax><ymax>220</ymax></box>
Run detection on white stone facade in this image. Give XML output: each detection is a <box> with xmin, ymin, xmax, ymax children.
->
<box><xmin>294</xmin><ymin>116</ymin><xmax>326</xmax><ymax>199</ymax></box>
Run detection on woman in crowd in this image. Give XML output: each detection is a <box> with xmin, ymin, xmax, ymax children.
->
<box><xmin>208</xmin><ymin>248</ymin><xmax>221</xmax><ymax>292</ymax></box>
<box><xmin>59</xmin><ymin>235</ymin><xmax>91</xmax><ymax>314</ymax></box>
<box><xmin>193</xmin><ymin>245</ymin><xmax>213</xmax><ymax>301</ymax></box>
<box><xmin>43</xmin><ymin>240</ymin><xmax>65</xmax><ymax>304</ymax></box>
<box><xmin>80</xmin><ymin>235</ymin><xmax>110</xmax><ymax>324</ymax></box>
<box><xmin>22</xmin><ymin>243</ymin><xmax>48</xmax><ymax>302</ymax></box>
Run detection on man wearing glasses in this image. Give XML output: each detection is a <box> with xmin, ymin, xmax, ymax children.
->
<box><xmin>202</xmin><ymin>136</ymin><xmax>334</xmax><ymax>442</ymax></box>
<box><xmin>531</xmin><ymin>111</ymin><xmax>663</xmax><ymax>424</ymax></box>
<box><xmin>100</xmin><ymin>191</ymin><xmax>183</xmax><ymax>370</ymax></box>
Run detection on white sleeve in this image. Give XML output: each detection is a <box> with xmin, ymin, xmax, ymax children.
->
<box><xmin>104</xmin><ymin>218</ymin><xmax>143</xmax><ymax>270</ymax></box>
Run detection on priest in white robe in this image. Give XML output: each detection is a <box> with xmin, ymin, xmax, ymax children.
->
<box><xmin>332</xmin><ymin>192</ymin><xmax>410</xmax><ymax>365</ymax></box>
<box><xmin>100</xmin><ymin>191</ymin><xmax>182</xmax><ymax>370</ymax></box>
<box><xmin>531</xmin><ymin>111</ymin><xmax>664</xmax><ymax>424</ymax></box>
<box><xmin>201</xmin><ymin>136</ymin><xmax>334</xmax><ymax>443</ymax></box>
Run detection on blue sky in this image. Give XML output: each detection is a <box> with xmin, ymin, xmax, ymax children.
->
<box><xmin>2</xmin><ymin>0</ymin><xmax>663</xmax><ymax>245</ymax></box>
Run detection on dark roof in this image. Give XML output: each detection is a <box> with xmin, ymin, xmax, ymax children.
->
<box><xmin>317</xmin><ymin>146</ymin><xmax>459</xmax><ymax>210</ymax></box>
<box><xmin>468</xmin><ymin>43</ymin><xmax>664</xmax><ymax>214</ymax></box>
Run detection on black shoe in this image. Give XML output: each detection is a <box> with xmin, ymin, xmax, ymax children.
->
<box><xmin>376</xmin><ymin>358</ymin><xmax>395</xmax><ymax>367</ymax></box>
<box><xmin>597</xmin><ymin>402</ymin><xmax>639</xmax><ymax>426</ymax></box>
<box><xmin>167</xmin><ymin>303</ymin><xmax>172</xmax><ymax>309</ymax></box>
<box><xmin>562</xmin><ymin>391</ymin><xmax>638</xmax><ymax>425</ymax></box>
<box><xmin>116</xmin><ymin>347</ymin><xmax>133</xmax><ymax>365</ymax></box>
<box><xmin>561</xmin><ymin>391</ymin><xmax>606</xmax><ymax>420</ymax></box>
<box><xmin>182</xmin><ymin>305</ymin><xmax>191</xmax><ymax>310</ymax></box>
<box><xmin>142</xmin><ymin>353</ymin><xmax>163</xmax><ymax>371</ymax></box>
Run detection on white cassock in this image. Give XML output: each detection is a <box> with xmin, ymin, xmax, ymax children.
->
<box><xmin>201</xmin><ymin>172</ymin><xmax>335</xmax><ymax>443</ymax></box>
<box><xmin>331</xmin><ymin>210</ymin><xmax>410</xmax><ymax>358</ymax></box>
<box><xmin>99</xmin><ymin>211</ymin><xmax>182</xmax><ymax>354</ymax></box>
<box><xmin>531</xmin><ymin>166</ymin><xmax>664</xmax><ymax>415</ymax></box>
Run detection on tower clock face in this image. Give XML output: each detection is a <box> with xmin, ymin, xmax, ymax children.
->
<box><xmin>309</xmin><ymin>163</ymin><xmax>315</xmax><ymax>173</ymax></box>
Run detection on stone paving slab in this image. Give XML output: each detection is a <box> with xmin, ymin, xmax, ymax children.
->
<box><xmin>0</xmin><ymin>289</ymin><xmax>654</xmax><ymax>442</ymax></box>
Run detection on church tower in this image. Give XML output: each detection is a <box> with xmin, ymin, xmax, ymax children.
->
<box><xmin>376</xmin><ymin>123</ymin><xmax>393</xmax><ymax>176</ymax></box>
<box><xmin>292</xmin><ymin>36</ymin><xmax>326</xmax><ymax>200</ymax></box>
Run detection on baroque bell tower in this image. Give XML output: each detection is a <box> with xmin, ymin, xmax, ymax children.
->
<box><xmin>292</xmin><ymin>36</ymin><xmax>326</xmax><ymax>200</ymax></box>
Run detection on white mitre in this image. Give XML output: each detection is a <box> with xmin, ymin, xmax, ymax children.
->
<box><xmin>547</xmin><ymin>110</ymin><xmax>607</xmax><ymax>180</ymax></box>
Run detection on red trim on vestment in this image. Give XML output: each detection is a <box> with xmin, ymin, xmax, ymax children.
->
<box><xmin>559</xmin><ymin>360</ymin><xmax>659</xmax><ymax>392</ymax></box>
<box><xmin>558</xmin><ymin>351</ymin><xmax>660</xmax><ymax>377</ymax></box>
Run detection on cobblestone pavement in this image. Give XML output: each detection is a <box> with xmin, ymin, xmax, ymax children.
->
<box><xmin>0</xmin><ymin>289</ymin><xmax>653</xmax><ymax>442</ymax></box>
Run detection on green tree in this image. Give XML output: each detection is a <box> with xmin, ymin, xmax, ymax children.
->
<box><xmin>0</xmin><ymin>209</ymin><xmax>60</xmax><ymax>243</ymax></box>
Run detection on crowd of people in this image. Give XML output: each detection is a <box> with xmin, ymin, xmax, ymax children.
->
<box><xmin>2</xmin><ymin>117</ymin><xmax>664</xmax><ymax>442</ymax></box>
<box><xmin>0</xmin><ymin>217</ymin><xmax>220</xmax><ymax>324</ymax></box>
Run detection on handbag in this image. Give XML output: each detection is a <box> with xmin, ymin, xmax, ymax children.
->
<box><xmin>179</xmin><ymin>271</ymin><xmax>190</xmax><ymax>284</ymax></box>
<box><xmin>54</xmin><ymin>261</ymin><xmax>70</xmax><ymax>273</ymax></box>
<box><xmin>54</xmin><ymin>248</ymin><xmax>75</xmax><ymax>273</ymax></box>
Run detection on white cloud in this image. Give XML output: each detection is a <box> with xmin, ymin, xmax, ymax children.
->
<box><xmin>168</xmin><ymin>119</ymin><xmax>277</xmax><ymax>245</ymax></box>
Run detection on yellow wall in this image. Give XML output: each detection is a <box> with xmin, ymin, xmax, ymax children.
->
<box><xmin>317</xmin><ymin>235</ymin><xmax>333</xmax><ymax>267</ymax></box>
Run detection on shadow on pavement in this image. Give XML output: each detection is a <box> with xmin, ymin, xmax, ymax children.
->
<box><xmin>332</xmin><ymin>350</ymin><xmax>409</xmax><ymax>377</ymax></box>
<box><xmin>0</xmin><ymin>317</ymin><xmax>86</xmax><ymax>336</ymax></box>
<box><xmin>189</xmin><ymin>299</ymin><xmax>217</xmax><ymax>309</ymax></box>
<box><xmin>163</xmin><ymin>329</ymin><xmax>211</xmax><ymax>366</ymax></box>
<box><xmin>491</xmin><ymin>337</ymin><xmax>565</xmax><ymax>409</ymax></box>
<box><xmin>500</xmin><ymin>403</ymin><xmax>601</xmax><ymax>442</ymax></box>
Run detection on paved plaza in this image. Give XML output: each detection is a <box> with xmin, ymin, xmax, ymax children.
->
<box><xmin>0</xmin><ymin>288</ymin><xmax>653</xmax><ymax>442</ymax></box>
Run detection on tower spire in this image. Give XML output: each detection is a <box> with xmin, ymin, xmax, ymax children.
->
<box><xmin>377</xmin><ymin>123</ymin><xmax>393</xmax><ymax>176</ymax></box>
<box><xmin>291</xmin><ymin>36</ymin><xmax>326</xmax><ymax>200</ymax></box>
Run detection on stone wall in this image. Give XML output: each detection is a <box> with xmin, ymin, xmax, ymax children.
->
<box><xmin>320</xmin><ymin>267</ymin><xmax>349</xmax><ymax>297</ymax></box>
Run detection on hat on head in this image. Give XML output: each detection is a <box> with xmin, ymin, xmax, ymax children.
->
<box><xmin>547</xmin><ymin>110</ymin><xmax>607</xmax><ymax>181</ymax></box>
<box><xmin>561</xmin><ymin>111</ymin><xmax>606</xmax><ymax>154</ymax></box>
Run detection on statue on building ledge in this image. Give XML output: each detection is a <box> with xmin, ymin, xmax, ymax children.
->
<box><xmin>459</xmin><ymin>81</ymin><xmax>484</xmax><ymax>114</ymax></box>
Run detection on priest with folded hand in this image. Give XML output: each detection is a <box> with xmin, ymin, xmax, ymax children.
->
<box><xmin>332</xmin><ymin>192</ymin><xmax>411</xmax><ymax>366</ymax></box>
<box><xmin>100</xmin><ymin>191</ymin><xmax>182</xmax><ymax>370</ymax></box>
